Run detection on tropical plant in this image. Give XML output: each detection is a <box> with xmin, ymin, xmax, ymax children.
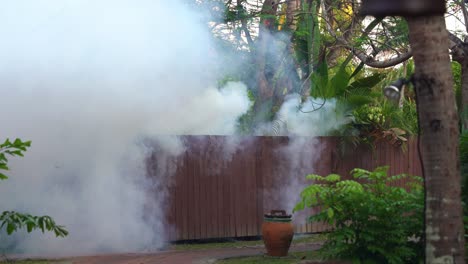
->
<box><xmin>350</xmin><ymin>99</ymin><xmax>418</xmax><ymax>147</ymax></box>
<box><xmin>294</xmin><ymin>166</ymin><xmax>424</xmax><ymax>264</ymax></box>
<box><xmin>0</xmin><ymin>138</ymin><xmax>68</xmax><ymax>237</ymax></box>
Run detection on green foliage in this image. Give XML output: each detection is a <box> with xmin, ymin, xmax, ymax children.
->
<box><xmin>0</xmin><ymin>138</ymin><xmax>31</xmax><ymax>180</ymax></box>
<box><xmin>294</xmin><ymin>166</ymin><xmax>424</xmax><ymax>264</ymax></box>
<box><xmin>235</xmin><ymin>87</ymin><xmax>256</xmax><ymax>134</ymax></box>
<box><xmin>378</xmin><ymin>18</ymin><xmax>409</xmax><ymax>48</ymax></box>
<box><xmin>351</xmin><ymin>99</ymin><xmax>418</xmax><ymax>145</ymax></box>
<box><xmin>452</xmin><ymin>61</ymin><xmax>462</xmax><ymax>113</ymax></box>
<box><xmin>460</xmin><ymin>132</ymin><xmax>468</xmax><ymax>205</ymax></box>
<box><xmin>310</xmin><ymin>59</ymin><xmax>383</xmax><ymax>105</ymax></box>
<box><xmin>353</xmin><ymin>106</ymin><xmax>386</xmax><ymax>127</ymax></box>
<box><xmin>0</xmin><ymin>212</ymin><xmax>68</xmax><ymax>237</ymax></box>
<box><xmin>347</xmin><ymin>61</ymin><xmax>418</xmax><ymax>145</ymax></box>
<box><xmin>391</xmin><ymin>99</ymin><xmax>419</xmax><ymax>135</ymax></box>
<box><xmin>0</xmin><ymin>138</ymin><xmax>68</xmax><ymax>238</ymax></box>
<box><xmin>293</xmin><ymin>0</ymin><xmax>321</xmax><ymax>79</ymax></box>
<box><xmin>460</xmin><ymin>132</ymin><xmax>468</xmax><ymax>248</ymax></box>
<box><xmin>461</xmin><ymin>132</ymin><xmax>468</xmax><ymax>212</ymax></box>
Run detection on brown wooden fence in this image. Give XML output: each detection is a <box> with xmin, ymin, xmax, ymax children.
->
<box><xmin>146</xmin><ymin>136</ymin><xmax>423</xmax><ymax>241</ymax></box>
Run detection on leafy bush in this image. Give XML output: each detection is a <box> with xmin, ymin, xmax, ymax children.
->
<box><xmin>351</xmin><ymin>99</ymin><xmax>418</xmax><ymax>147</ymax></box>
<box><xmin>0</xmin><ymin>138</ymin><xmax>68</xmax><ymax>237</ymax></box>
<box><xmin>461</xmin><ymin>131</ymin><xmax>468</xmax><ymax>208</ymax></box>
<box><xmin>294</xmin><ymin>166</ymin><xmax>424</xmax><ymax>264</ymax></box>
<box><xmin>460</xmin><ymin>132</ymin><xmax>468</xmax><ymax>245</ymax></box>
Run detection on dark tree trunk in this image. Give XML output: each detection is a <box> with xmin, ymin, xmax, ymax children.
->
<box><xmin>256</xmin><ymin>0</ymin><xmax>279</xmax><ymax>104</ymax></box>
<box><xmin>407</xmin><ymin>15</ymin><xmax>465</xmax><ymax>263</ymax></box>
<box><xmin>462</xmin><ymin>60</ymin><xmax>468</xmax><ymax>131</ymax></box>
<box><xmin>252</xmin><ymin>0</ymin><xmax>280</xmax><ymax>122</ymax></box>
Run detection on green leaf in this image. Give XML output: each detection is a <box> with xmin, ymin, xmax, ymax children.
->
<box><xmin>348</xmin><ymin>73</ymin><xmax>384</xmax><ymax>90</ymax></box>
<box><xmin>1</xmin><ymin>138</ymin><xmax>12</xmax><ymax>147</ymax></box>
<box><xmin>306</xmin><ymin>174</ymin><xmax>324</xmax><ymax>181</ymax></box>
<box><xmin>330</xmin><ymin>64</ymin><xmax>351</xmax><ymax>97</ymax></box>
<box><xmin>6</xmin><ymin>222</ymin><xmax>16</xmax><ymax>235</ymax></box>
<box><xmin>310</xmin><ymin>62</ymin><xmax>329</xmax><ymax>98</ymax></box>
<box><xmin>293</xmin><ymin>201</ymin><xmax>305</xmax><ymax>212</ymax></box>
<box><xmin>325</xmin><ymin>174</ymin><xmax>340</xmax><ymax>182</ymax></box>
<box><xmin>38</xmin><ymin>217</ymin><xmax>45</xmax><ymax>233</ymax></box>
<box><xmin>327</xmin><ymin>208</ymin><xmax>334</xmax><ymax>219</ymax></box>
<box><xmin>0</xmin><ymin>173</ymin><xmax>8</xmax><ymax>180</ymax></box>
<box><xmin>27</xmin><ymin>221</ymin><xmax>35</xmax><ymax>233</ymax></box>
<box><xmin>346</xmin><ymin>95</ymin><xmax>374</xmax><ymax>108</ymax></box>
<box><xmin>54</xmin><ymin>226</ymin><xmax>69</xmax><ymax>237</ymax></box>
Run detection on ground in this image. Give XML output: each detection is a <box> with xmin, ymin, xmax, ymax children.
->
<box><xmin>1</xmin><ymin>235</ymin><xmax>323</xmax><ymax>264</ymax></box>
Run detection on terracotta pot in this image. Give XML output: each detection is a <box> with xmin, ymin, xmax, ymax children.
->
<box><xmin>262</xmin><ymin>210</ymin><xmax>294</xmax><ymax>257</ymax></box>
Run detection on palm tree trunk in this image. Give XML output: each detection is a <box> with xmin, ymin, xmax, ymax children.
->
<box><xmin>285</xmin><ymin>0</ymin><xmax>300</xmax><ymax>31</ymax></box>
<box><xmin>407</xmin><ymin>15</ymin><xmax>465</xmax><ymax>263</ymax></box>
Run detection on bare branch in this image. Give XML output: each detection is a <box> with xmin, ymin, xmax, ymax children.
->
<box><xmin>448</xmin><ymin>31</ymin><xmax>466</xmax><ymax>63</ymax></box>
<box><xmin>349</xmin><ymin>47</ymin><xmax>412</xmax><ymax>68</ymax></box>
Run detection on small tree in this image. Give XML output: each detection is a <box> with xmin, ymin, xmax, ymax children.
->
<box><xmin>294</xmin><ymin>166</ymin><xmax>424</xmax><ymax>264</ymax></box>
<box><xmin>0</xmin><ymin>138</ymin><xmax>68</xmax><ymax>237</ymax></box>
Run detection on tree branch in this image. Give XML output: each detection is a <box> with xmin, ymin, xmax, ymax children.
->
<box><xmin>237</xmin><ymin>0</ymin><xmax>254</xmax><ymax>49</ymax></box>
<box><xmin>455</xmin><ymin>0</ymin><xmax>468</xmax><ymax>33</ymax></box>
<box><xmin>448</xmin><ymin>31</ymin><xmax>466</xmax><ymax>63</ymax></box>
<box><xmin>333</xmin><ymin>17</ymin><xmax>412</xmax><ymax>68</ymax></box>
<box><xmin>348</xmin><ymin>47</ymin><xmax>413</xmax><ymax>68</ymax></box>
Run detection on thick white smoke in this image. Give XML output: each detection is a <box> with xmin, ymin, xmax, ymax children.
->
<box><xmin>0</xmin><ymin>1</ymin><xmax>353</xmax><ymax>256</ymax></box>
<box><xmin>0</xmin><ymin>0</ymin><xmax>251</xmax><ymax>256</ymax></box>
<box><xmin>256</xmin><ymin>94</ymin><xmax>350</xmax><ymax>137</ymax></box>
<box><xmin>258</xmin><ymin>94</ymin><xmax>350</xmax><ymax>214</ymax></box>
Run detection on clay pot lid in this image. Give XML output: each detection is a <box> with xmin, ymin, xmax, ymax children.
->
<box><xmin>264</xmin><ymin>210</ymin><xmax>292</xmax><ymax>220</ymax></box>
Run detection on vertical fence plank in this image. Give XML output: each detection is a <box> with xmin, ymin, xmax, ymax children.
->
<box><xmin>216</xmin><ymin>140</ymin><xmax>224</xmax><ymax>238</ymax></box>
<box><xmin>228</xmin><ymin>152</ymin><xmax>237</xmax><ymax>238</ymax></box>
<box><xmin>247</xmin><ymin>142</ymin><xmax>258</xmax><ymax>236</ymax></box>
<box><xmin>195</xmin><ymin>141</ymin><xmax>202</xmax><ymax>239</ymax></box>
<box><xmin>176</xmin><ymin>152</ymin><xmax>186</xmax><ymax>240</ymax></box>
<box><xmin>200</xmin><ymin>141</ymin><xmax>208</xmax><ymax>239</ymax></box>
<box><xmin>238</xmin><ymin>152</ymin><xmax>248</xmax><ymax>237</ymax></box>
<box><xmin>255</xmin><ymin>137</ymin><xmax>264</xmax><ymax>236</ymax></box>
<box><xmin>209</xmin><ymin>138</ymin><xmax>217</xmax><ymax>238</ymax></box>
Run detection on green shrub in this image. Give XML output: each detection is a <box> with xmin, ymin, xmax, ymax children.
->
<box><xmin>461</xmin><ymin>131</ymin><xmax>468</xmax><ymax>209</ymax></box>
<box><xmin>294</xmin><ymin>166</ymin><xmax>424</xmax><ymax>264</ymax></box>
<box><xmin>460</xmin><ymin>132</ymin><xmax>468</xmax><ymax>246</ymax></box>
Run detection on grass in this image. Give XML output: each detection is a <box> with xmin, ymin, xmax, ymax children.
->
<box><xmin>215</xmin><ymin>251</ymin><xmax>320</xmax><ymax>264</ymax></box>
<box><xmin>173</xmin><ymin>234</ymin><xmax>323</xmax><ymax>251</ymax></box>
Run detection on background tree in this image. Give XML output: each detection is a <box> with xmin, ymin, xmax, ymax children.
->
<box><xmin>407</xmin><ymin>15</ymin><xmax>465</xmax><ymax>262</ymax></box>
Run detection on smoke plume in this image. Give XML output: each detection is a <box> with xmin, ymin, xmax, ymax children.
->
<box><xmin>0</xmin><ymin>0</ymin><xmax>250</xmax><ymax>256</ymax></box>
<box><xmin>0</xmin><ymin>0</ymin><xmax>351</xmax><ymax>256</ymax></box>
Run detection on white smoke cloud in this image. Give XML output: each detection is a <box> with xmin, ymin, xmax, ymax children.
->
<box><xmin>0</xmin><ymin>0</ymin><xmax>251</xmax><ymax>256</ymax></box>
<box><xmin>0</xmin><ymin>0</ymin><xmax>352</xmax><ymax>257</ymax></box>
<box><xmin>257</xmin><ymin>94</ymin><xmax>350</xmax><ymax>216</ymax></box>
<box><xmin>255</xmin><ymin>94</ymin><xmax>350</xmax><ymax>136</ymax></box>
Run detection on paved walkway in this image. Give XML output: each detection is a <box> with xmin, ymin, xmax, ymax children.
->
<box><xmin>67</xmin><ymin>242</ymin><xmax>322</xmax><ymax>264</ymax></box>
